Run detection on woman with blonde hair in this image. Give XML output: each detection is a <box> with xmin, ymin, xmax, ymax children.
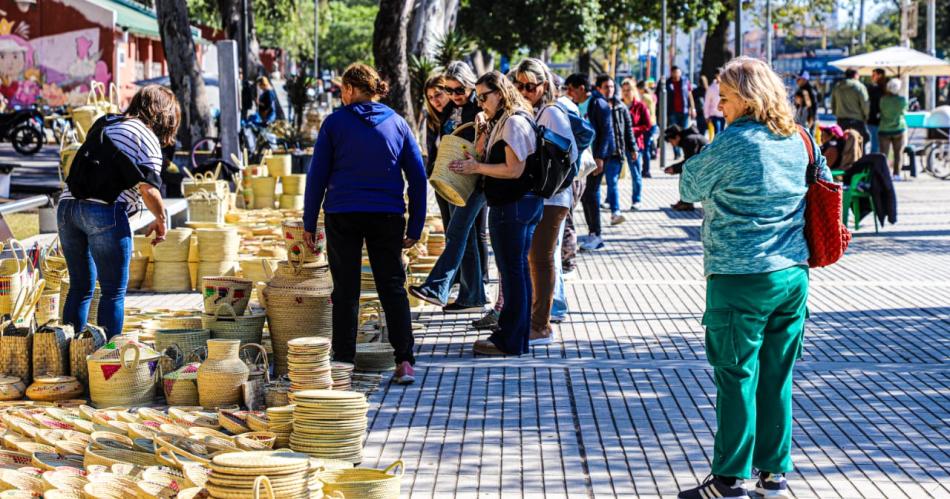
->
<box><xmin>620</xmin><ymin>78</ymin><xmax>651</xmax><ymax>210</ymax></box>
<box><xmin>676</xmin><ymin>56</ymin><xmax>831</xmax><ymax>499</ymax></box>
<box><xmin>448</xmin><ymin>70</ymin><xmax>539</xmax><ymax>355</ymax></box>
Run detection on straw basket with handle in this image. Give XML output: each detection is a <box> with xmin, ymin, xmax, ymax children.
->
<box><xmin>201</xmin><ymin>303</ymin><xmax>265</xmax><ymax>345</ymax></box>
<box><xmin>0</xmin><ymin>239</ymin><xmax>32</xmax><ymax>317</ymax></box>
<box><xmin>318</xmin><ymin>460</ymin><xmax>405</xmax><ymax>499</ymax></box>
<box><xmin>69</xmin><ymin>325</ymin><xmax>106</xmax><ymax>385</ymax></box>
<box><xmin>87</xmin><ymin>338</ymin><xmax>162</xmax><ymax>408</ymax></box>
<box><xmin>281</xmin><ymin>220</ymin><xmax>325</xmax><ymax>265</ymax></box>
<box><xmin>181</xmin><ymin>167</ymin><xmax>228</xmax><ymax>199</ymax></box>
<box><xmin>0</xmin><ymin>318</ymin><xmax>32</xmax><ymax>384</ymax></box>
<box><xmin>201</xmin><ymin>276</ymin><xmax>253</xmax><ymax>315</ymax></box>
<box><xmin>187</xmin><ymin>190</ymin><xmax>226</xmax><ymax>224</ymax></box>
<box><xmin>32</xmin><ymin>320</ymin><xmax>69</xmax><ymax>377</ymax></box>
<box><xmin>430</xmin><ymin>122</ymin><xmax>480</xmax><ymax>206</ymax></box>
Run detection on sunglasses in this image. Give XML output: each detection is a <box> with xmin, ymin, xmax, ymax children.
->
<box><xmin>475</xmin><ymin>90</ymin><xmax>497</xmax><ymax>103</ymax></box>
<box><xmin>444</xmin><ymin>86</ymin><xmax>468</xmax><ymax>96</ymax></box>
<box><xmin>514</xmin><ymin>81</ymin><xmax>544</xmax><ymax>92</ymax></box>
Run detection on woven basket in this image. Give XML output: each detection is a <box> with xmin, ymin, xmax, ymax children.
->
<box><xmin>128</xmin><ymin>256</ymin><xmax>148</xmax><ymax>290</ymax></box>
<box><xmin>261</xmin><ymin>263</ymin><xmax>333</xmax><ymax>375</ymax></box>
<box><xmin>201</xmin><ymin>304</ymin><xmax>265</xmax><ymax>345</ymax></box>
<box><xmin>87</xmin><ymin>339</ymin><xmax>162</xmax><ymax>408</ymax></box>
<box><xmin>200</xmin><ymin>277</ymin><xmax>252</xmax><ymax>316</ymax></box>
<box><xmin>0</xmin><ymin>323</ymin><xmax>32</xmax><ymax>384</ymax></box>
<box><xmin>431</xmin><ymin>123</ymin><xmax>479</xmax><ymax>206</ymax></box>
<box><xmin>149</xmin><ymin>315</ymin><xmax>203</xmax><ymax>330</ymax></box>
<box><xmin>69</xmin><ymin>325</ymin><xmax>106</xmax><ymax>386</ymax></box>
<box><xmin>150</xmin><ymin>263</ymin><xmax>192</xmax><ymax>292</ymax></box>
<box><xmin>187</xmin><ymin>190</ymin><xmax>227</xmax><ymax>225</ymax></box>
<box><xmin>25</xmin><ymin>375</ymin><xmax>83</xmax><ymax>401</ymax></box>
<box><xmin>181</xmin><ymin>170</ymin><xmax>229</xmax><ymax>199</ymax></box>
<box><xmin>238</xmin><ymin>258</ymin><xmax>279</xmax><ymax>284</ymax></box>
<box><xmin>32</xmin><ymin>324</ymin><xmax>70</xmax><ymax>377</ymax></box>
<box><xmin>266</xmin><ymin>154</ymin><xmax>292</xmax><ymax>178</ymax></box>
<box><xmin>196</xmin><ymin>340</ymin><xmax>249</xmax><ymax>409</ymax></box>
<box><xmin>280</xmin><ymin>220</ymin><xmax>325</xmax><ymax>265</ymax></box>
<box><xmin>153</xmin><ymin>329</ymin><xmax>209</xmax><ymax>360</ymax></box>
<box><xmin>42</xmin><ymin>469</ymin><xmax>89</xmax><ymax>492</ymax></box>
<box><xmin>318</xmin><ymin>460</ymin><xmax>403</xmax><ymax>499</ymax></box>
<box><xmin>195</xmin><ymin>228</ymin><xmax>239</xmax><ymax>262</ymax></box>
<box><xmin>252</xmin><ymin>196</ymin><xmax>275</xmax><ymax>210</ymax></box>
<box><xmin>0</xmin><ymin>469</ymin><xmax>44</xmax><ymax>495</ymax></box>
<box><xmin>234</xmin><ymin>432</ymin><xmax>276</xmax><ymax>451</ymax></box>
<box><xmin>0</xmin><ymin>240</ymin><xmax>30</xmax><ymax>317</ymax></box>
<box><xmin>151</xmin><ymin>229</ymin><xmax>193</xmax><ymax>263</ymax></box>
<box><xmin>84</xmin><ymin>443</ymin><xmax>158</xmax><ymax>468</ymax></box>
<box><xmin>36</xmin><ymin>290</ymin><xmax>60</xmax><ymax>324</ymax></box>
<box><xmin>280</xmin><ymin>175</ymin><xmax>306</xmax><ymax>195</ymax></box>
<box><xmin>249</xmin><ymin>177</ymin><xmax>276</xmax><ymax>198</ymax></box>
<box><xmin>196</xmin><ymin>261</ymin><xmax>237</xmax><ymax>285</ymax></box>
<box><xmin>278</xmin><ymin>195</ymin><xmax>304</xmax><ymax>210</ymax></box>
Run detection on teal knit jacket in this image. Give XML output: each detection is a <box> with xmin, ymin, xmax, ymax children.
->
<box><xmin>680</xmin><ymin>116</ymin><xmax>832</xmax><ymax>276</ymax></box>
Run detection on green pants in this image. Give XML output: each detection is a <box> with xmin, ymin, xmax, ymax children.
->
<box><xmin>703</xmin><ymin>265</ymin><xmax>809</xmax><ymax>479</ymax></box>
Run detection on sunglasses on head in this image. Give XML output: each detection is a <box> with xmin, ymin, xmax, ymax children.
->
<box><xmin>514</xmin><ymin>81</ymin><xmax>544</xmax><ymax>92</ymax></box>
<box><xmin>475</xmin><ymin>90</ymin><xmax>497</xmax><ymax>103</ymax></box>
<box><xmin>444</xmin><ymin>86</ymin><xmax>468</xmax><ymax>96</ymax></box>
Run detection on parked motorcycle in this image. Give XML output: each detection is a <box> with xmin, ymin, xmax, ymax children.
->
<box><xmin>0</xmin><ymin>108</ymin><xmax>44</xmax><ymax>155</ymax></box>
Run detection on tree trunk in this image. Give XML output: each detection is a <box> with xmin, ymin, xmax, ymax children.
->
<box><xmin>373</xmin><ymin>0</ymin><xmax>416</xmax><ymax>128</ymax></box>
<box><xmin>217</xmin><ymin>0</ymin><xmax>264</xmax><ymax>76</ymax></box>
<box><xmin>701</xmin><ymin>8</ymin><xmax>732</xmax><ymax>81</ymax></box>
<box><xmin>407</xmin><ymin>0</ymin><xmax>460</xmax><ymax>57</ymax></box>
<box><xmin>577</xmin><ymin>50</ymin><xmax>591</xmax><ymax>76</ymax></box>
<box><xmin>472</xmin><ymin>48</ymin><xmax>493</xmax><ymax>75</ymax></box>
<box><xmin>156</xmin><ymin>0</ymin><xmax>211</xmax><ymax>150</ymax></box>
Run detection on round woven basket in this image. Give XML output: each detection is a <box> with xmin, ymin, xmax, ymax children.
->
<box><xmin>151</xmin><ymin>229</ymin><xmax>193</xmax><ymax>263</ymax></box>
<box><xmin>196</xmin><ymin>339</ymin><xmax>249</xmax><ymax>409</ymax></box>
<box><xmin>152</xmin><ymin>329</ymin><xmax>210</xmax><ymax>360</ymax></box>
<box><xmin>150</xmin><ymin>263</ymin><xmax>192</xmax><ymax>292</ymax></box>
<box><xmin>249</xmin><ymin>176</ymin><xmax>276</xmax><ymax>198</ymax></box>
<box><xmin>238</xmin><ymin>258</ymin><xmax>279</xmax><ymax>283</ymax></box>
<box><xmin>200</xmin><ymin>277</ymin><xmax>253</xmax><ymax>316</ymax></box>
<box><xmin>42</xmin><ymin>469</ymin><xmax>89</xmax><ymax>492</ymax></box>
<box><xmin>430</xmin><ymin>123</ymin><xmax>479</xmax><ymax>207</ymax></box>
<box><xmin>318</xmin><ymin>460</ymin><xmax>404</xmax><ymax>499</ymax></box>
<box><xmin>280</xmin><ymin>175</ymin><xmax>306</xmax><ymax>195</ymax></box>
<box><xmin>280</xmin><ymin>220</ymin><xmax>325</xmax><ymax>265</ymax></box>
<box><xmin>196</xmin><ymin>261</ymin><xmax>238</xmax><ymax>285</ymax></box>
<box><xmin>261</xmin><ymin>263</ymin><xmax>333</xmax><ymax>375</ymax></box>
<box><xmin>196</xmin><ymin>228</ymin><xmax>240</xmax><ymax>262</ymax></box>
<box><xmin>127</xmin><ymin>255</ymin><xmax>148</xmax><ymax>290</ymax></box>
<box><xmin>87</xmin><ymin>339</ymin><xmax>162</xmax><ymax>408</ymax></box>
<box><xmin>0</xmin><ymin>469</ymin><xmax>44</xmax><ymax>495</ymax></box>
<box><xmin>278</xmin><ymin>194</ymin><xmax>304</xmax><ymax>210</ymax></box>
<box><xmin>201</xmin><ymin>304</ymin><xmax>265</xmax><ymax>345</ymax></box>
<box><xmin>266</xmin><ymin>155</ymin><xmax>292</xmax><ymax>178</ymax></box>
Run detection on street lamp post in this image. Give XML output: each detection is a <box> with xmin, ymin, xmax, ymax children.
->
<box><xmin>926</xmin><ymin>0</ymin><xmax>936</xmax><ymax>109</ymax></box>
<box><xmin>765</xmin><ymin>0</ymin><xmax>772</xmax><ymax>65</ymax></box>
<box><xmin>314</xmin><ymin>0</ymin><xmax>319</xmax><ymax>78</ymax></box>
<box><xmin>734</xmin><ymin>0</ymin><xmax>742</xmax><ymax>58</ymax></box>
<box><xmin>659</xmin><ymin>0</ymin><xmax>667</xmax><ymax>173</ymax></box>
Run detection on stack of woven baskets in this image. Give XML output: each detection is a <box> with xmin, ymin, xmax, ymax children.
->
<box><xmin>206</xmin><ymin>450</ymin><xmax>313</xmax><ymax>499</ymax></box>
<box><xmin>279</xmin><ymin>174</ymin><xmax>306</xmax><ymax>210</ymax></box>
<box><xmin>286</xmin><ymin>337</ymin><xmax>332</xmax><ymax>392</ymax></box>
<box><xmin>249</xmin><ymin>176</ymin><xmax>277</xmax><ymax>209</ymax></box>
<box><xmin>151</xmin><ymin>228</ymin><xmax>194</xmax><ymax>292</ymax></box>
<box><xmin>196</xmin><ymin>228</ymin><xmax>240</xmax><ymax>282</ymax></box>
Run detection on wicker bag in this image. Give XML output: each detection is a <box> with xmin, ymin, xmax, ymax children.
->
<box><xmin>0</xmin><ymin>240</ymin><xmax>31</xmax><ymax>317</ymax></box>
<box><xmin>200</xmin><ymin>277</ymin><xmax>253</xmax><ymax>316</ymax></box>
<box><xmin>187</xmin><ymin>190</ymin><xmax>226</xmax><ymax>224</ymax></box>
<box><xmin>69</xmin><ymin>325</ymin><xmax>107</xmax><ymax>386</ymax></box>
<box><xmin>163</xmin><ymin>361</ymin><xmax>201</xmax><ymax>407</ymax></box>
<box><xmin>35</xmin><ymin>290</ymin><xmax>59</xmax><ymax>325</ymax></box>
<box><xmin>0</xmin><ymin>319</ymin><xmax>33</xmax><ymax>384</ymax></box>
<box><xmin>430</xmin><ymin>123</ymin><xmax>479</xmax><ymax>206</ymax></box>
<box><xmin>181</xmin><ymin>169</ymin><xmax>228</xmax><ymax>199</ymax></box>
<box><xmin>281</xmin><ymin>220</ymin><xmax>325</xmax><ymax>265</ymax></box>
<box><xmin>318</xmin><ymin>460</ymin><xmax>404</xmax><ymax>499</ymax></box>
<box><xmin>40</xmin><ymin>240</ymin><xmax>68</xmax><ymax>292</ymax></box>
<box><xmin>153</xmin><ymin>329</ymin><xmax>210</xmax><ymax>360</ymax></box>
<box><xmin>151</xmin><ymin>229</ymin><xmax>193</xmax><ymax>263</ymax></box>
<box><xmin>87</xmin><ymin>338</ymin><xmax>162</xmax><ymax>408</ymax></box>
<box><xmin>261</xmin><ymin>262</ymin><xmax>333</xmax><ymax>375</ymax></box>
<box><xmin>32</xmin><ymin>323</ymin><xmax>71</xmax><ymax>376</ymax></box>
<box><xmin>201</xmin><ymin>304</ymin><xmax>265</xmax><ymax>345</ymax></box>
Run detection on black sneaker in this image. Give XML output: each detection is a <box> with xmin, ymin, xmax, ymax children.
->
<box><xmin>442</xmin><ymin>303</ymin><xmax>485</xmax><ymax>314</ymax></box>
<box><xmin>678</xmin><ymin>475</ymin><xmax>749</xmax><ymax>499</ymax></box>
<box><xmin>755</xmin><ymin>471</ymin><xmax>789</xmax><ymax>498</ymax></box>
<box><xmin>408</xmin><ymin>285</ymin><xmax>445</xmax><ymax>307</ymax></box>
<box><xmin>471</xmin><ymin>309</ymin><xmax>499</xmax><ymax>330</ymax></box>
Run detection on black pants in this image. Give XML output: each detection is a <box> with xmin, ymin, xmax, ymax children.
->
<box><xmin>476</xmin><ymin>206</ymin><xmax>490</xmax><ymax>283</ymax></box>
<box><xmin>581</xmin><ymin>171</ymin><xmax>604</xmax><ymax>236</ymax></box>
<box><xmin>325</xmin><ymin>212</ymin><xmax>415</xmax><ymax>365</ymax></box>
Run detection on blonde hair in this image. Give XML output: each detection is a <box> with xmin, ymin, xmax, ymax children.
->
<box><xmin>475</xmin><ymin>71</ymin><xmax>530</xmax><ymax>117</ymax></box>
<box><xmin>511</xmin><ymin>58</ymin><xmax>556</xmax><ymax>107</ymax></box>
<box><xmin>718</xmin><ymin>56</ymin><xmax>796</xmax><ymax>136</ymax></box>
<box><xmin>424</xmin><ymin>74</ymin><xmax>448</xmax><ymax>133</ymax></box>
<box><xmin>621</xmin><ymin>78</ymin><xmax>640</xmax><ymax>103</ymax></box>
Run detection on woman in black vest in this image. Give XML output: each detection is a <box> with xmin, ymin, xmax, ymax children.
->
<box><xmin>58</xmin><ymin>85</ymin><xmax>180</xmax><ymax>337</ymax></box>
<box><xmin>449</xmin><ymin>71</ymin><xmax>539</xmax><ymax>355</ymax></box>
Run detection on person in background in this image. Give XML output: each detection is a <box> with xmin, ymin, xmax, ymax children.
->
<box><xmin>866</xmin><ymin>68</ymin><xmax>887</xmax><ymax>153</ymax></box>
<box><xmin>621</xmin><ymin>79</ymin><xmax>651</xmax><ymax>211</ymax></box>
<box><xmin>665</xmin><ymin>66</ymin><xmax>696</xmax><ymax>159</ymax></box>
<box><xmin>878</xmin><ymin>77</ymin><xmax>908</xmax><ymax>179</ymax></box>
<box><xmin>256</xmin><ymin>76</ymin><xmax>280</xmax><ymax>125</ymax></box>
<box><xmin>663</xmin><ymin>124</ymin><xmax>708</xmax><ymax>212</ymax></box>
<box><xmin>559</xmin><ymin>74</ymin><xmax>591</xmax><ymax>278</ymax></box>
<box><xmin>793</xmin><ymin>91</ymin><xmax>811</xmax><ymax>128</ymax></box>
<box><xmin>412</xmin><ymin>63</ymin><xmax>491</xmax><ymax>319</ymax></box>
<box><xmin>600</xmin><ymin>74</ymin><xmax>632</xmax><ymax>226</ymax></box>
<box><xmin>831</xmin><ymin>68</ymin><xmax>870</xmax><ymax>149</ymax></box>
<box><xmin>675</xmin><ymin>56</ymin><xmax>829</xmax><ymax>499</ymax></box>
<box><xmin>423</xmin><ymin>74</ymin><xmax>453</xmax><ymax>225</ymax></box>
<box><xmin>638</xmin><ymin>80</ymin><xmax>658</xmax><ymax>177</ymax></box>
<box><xmin>59</xmin><ymin>85</ymin><xmax>179</xmax><ymax>338</ymax></box>
<box><xmin>448</xmin><ymin>71</ymin><xmax>539</xmax><ymax>356</ymax></box>
<box><xmin>511</xmin><ymin>58</ymin><xmax>578</xmax><ymax>347</ymax></box>
<box><xmin>693</xmin><ymin>75</ymin><xmax>708</xmax><ymax>138</ymax></box>
<box><xmin>704</xmin><ymin>70</ymin><xmax>725</xmax><ymax>139</ymax></box>
<box><xmin>303</xmin><ymin>63</ymin><xmax>427</xmax><ymax>385</ymax></box>
<box><xmin>579</xmin><ymin>74</ymin><xmax>616</xmax><ymax>251</ymax></box>
<box><xmin>794</xmin><ymin>72</ymin><xmax>818</xmax><ymax>133</ymax></box>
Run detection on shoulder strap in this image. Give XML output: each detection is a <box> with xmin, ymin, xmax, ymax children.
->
<box><xmin>797</xmin><ymin>125</ymin><xmax>818</xmax><ymax>185</ymax></box>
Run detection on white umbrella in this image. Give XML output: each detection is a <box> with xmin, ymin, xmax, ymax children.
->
<box><xmin>829</xmin><ymin>46</ymin><xmax>950</xmax><ymax>77</ymax></box>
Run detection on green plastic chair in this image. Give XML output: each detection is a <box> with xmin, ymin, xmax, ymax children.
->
<box><xmin>841</xmin><ymin>170</ymin><xmax>879</xmax><ymax>233</ymax></box>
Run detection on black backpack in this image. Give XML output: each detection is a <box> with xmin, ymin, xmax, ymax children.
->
<box><xmin>66</xmin><ymin>115</ymin><xmax>161</xmax><ymax>204</ymax></box>
<box><xmin>515</xmin><ymin>109</ymin><xmax>574</xmax><ymax>198</ymax></box>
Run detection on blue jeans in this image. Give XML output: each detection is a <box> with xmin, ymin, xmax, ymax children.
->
<box><xmin>488</xmin><ymin>195</ymin><xmax>543</xmax><ymax>355</ymax></box>
<box><xmin>669</xmin><ymin>112</ymin><xmax>689</xmax><ymax>156</ymax></box>
<box><xmin>868</xmin><ymin>124</ymin><xmax>880</xmax><ymax>153</ymax></box>
<box><xmin>551</xmin><ymin>218</ymin><xmax>567</xmax><ymax>320</ymax></box>
<box><xmin>604</xmin><ymin>156</ymin><xmax>624</xmax><ymax>213</ymax></box>
<box><xmin>57</xmin><ymin>199</ymin><xmax>131</xmax><ymax>338</ymax></box>
<box><xmin>625</xmin><ymin>150</ymin><xmax>643</xmax><ymax>204</ymax></box>
<box><xmin>418</xmin><ymin>189</ymin><xmax>487</xmax><ymax>306</ymax></box>
<box><xmin>710</xmin><ymin>116</ymin><xmax>726</xmax><ymax>136</ymax></box>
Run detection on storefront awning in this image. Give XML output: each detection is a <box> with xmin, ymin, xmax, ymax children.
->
<box><xmin>86</xmin><ymin>0</ymin><xmax>203</xmax><ymax>41</ymax></box>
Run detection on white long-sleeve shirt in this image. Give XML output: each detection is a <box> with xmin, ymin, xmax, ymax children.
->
<box><xmin>704</xmin><ymin>80</ymin><xmax>723</xmax><ymax>119</ymax></box>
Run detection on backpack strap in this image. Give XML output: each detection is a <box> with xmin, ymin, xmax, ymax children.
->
<box><xmin>797</xmin><ymin>125</ymin><xmax>818</xmax><ymax>185</ymax></box>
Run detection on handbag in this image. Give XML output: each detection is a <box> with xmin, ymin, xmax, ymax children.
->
<box><xmin>798</xmin><ymin>126</ymin><xmax>852</xmax><ymax>268</ymax></box>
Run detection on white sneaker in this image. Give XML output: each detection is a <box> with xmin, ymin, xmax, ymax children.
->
<box><xmin>562</xmin><ymin>268</ymin><xmax>576</xmax><ymax>280</ymax></box>
<box><xmin>610</xmin><ymin>212</ymin><xmax>626</xmax><ymax>225</ymax></box>
<box><xmin>580</xmin><ymin>235</ymin><xmax>604</xmax><ymax>251</ymax></box>
<box><xmin>577</xmin><ymin>234</ymin><xmax>593</xmax><ymax>245</ymax></box>
<box><xmin>629</xmin><ymin>203</ymin><xmax>642</xmax><ymax>212</ymax></box>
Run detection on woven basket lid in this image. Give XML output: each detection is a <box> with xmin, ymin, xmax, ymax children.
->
<box><xmin>0</xmin><ymin>376</ymin><xmax>22</xmax><ymax>386</ymax></box>
<box><xmin>290</xmin><ymin>389</ymin><xmax>363</xmax><ymax>401</ymax></box>
<box><xmin>31</xmin><ymin>375</ymin><xmax>77</xmax><ymax>384</ymax></box>
<box><xmin>211</xmin><ymin>450</ymin><xmax>309</xmax><ymax>469</ymax></box>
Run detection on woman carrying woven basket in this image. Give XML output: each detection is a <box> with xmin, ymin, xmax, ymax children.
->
<box><xmin>448</xmin><ymin>71</ymin><xmax>539</xmax><ymax>356</ymax></box>
<box><xmin>58</xmin><ymin>85</ymin><xmax>179</xmax><ymax>338</ymax></box>
<box><xmin>510</xmin><ymin>59</ymin><xmax>577</xmax><ymax>347</ymax></box>
<box><xmin>302</xmin><ymin>63</ymin><xmax>427</xmax><ymax>385</ymax></box>
<box><xmin>675</xmin><ymin>57</ymin><xmax>831</xmax><ymax>499</ymax></box>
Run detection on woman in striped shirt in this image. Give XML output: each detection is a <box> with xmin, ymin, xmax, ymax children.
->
<box><xmin>58</xmin><ymin>85</ymin><xmax>180</xmax><ymax>337</ymax></box>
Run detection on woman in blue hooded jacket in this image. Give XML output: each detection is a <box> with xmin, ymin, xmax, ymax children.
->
<box><xmin>302</xmin><ymin>63</ymin><xmax>427</xmax><ymax>385</ymax></box>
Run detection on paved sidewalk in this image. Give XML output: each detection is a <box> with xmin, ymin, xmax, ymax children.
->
<box><xmin>361</xmin><ymin>174</ymin><xmax>950</xmax><ymax>498</ymax></box>
<box><xmin>127</xmin><ymin>173</ymin><xmax>950</xmax><ymax>498</ymax></box>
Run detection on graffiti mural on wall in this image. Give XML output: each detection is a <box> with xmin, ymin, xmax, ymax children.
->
<box><xmin>0</xmin><ymin>12</ymin><xmax>111</xmax><ymax>107</ymax></box>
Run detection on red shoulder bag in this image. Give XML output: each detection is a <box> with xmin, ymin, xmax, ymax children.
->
<box><xmin>798</xmin><ymin>126</ymin><xmax>851</xmax><ymax>268</ymax></box>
